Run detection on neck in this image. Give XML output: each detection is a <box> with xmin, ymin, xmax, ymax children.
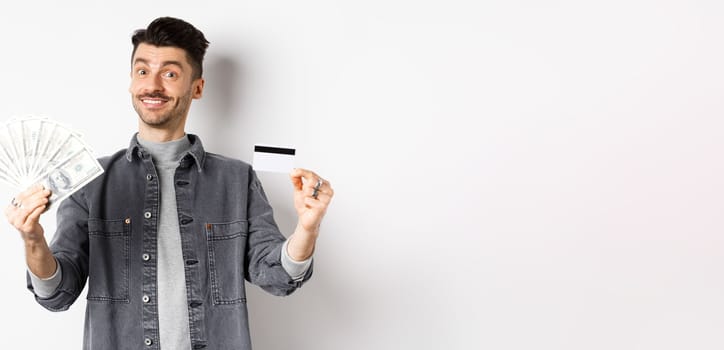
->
<box><xmin>136</xmin><ymin>133</ymin><xmax>192</xmax><ymax>165</ymax></box>
<box><xmin>138</xmin><ymin>124</ymin><xmax>187</xmax><ymax>143</ymax></box>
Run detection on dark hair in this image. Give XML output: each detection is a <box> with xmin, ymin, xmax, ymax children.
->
<box><xmin>131</xmin><ymin>17</ymin><xmax>210</xmax><ymax>79</ymax></box>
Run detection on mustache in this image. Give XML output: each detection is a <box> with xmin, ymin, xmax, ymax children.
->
<box><xmin>138</xmin><ymin>92</ymin><xmax>171</xmax><ymax>100</ymax></box>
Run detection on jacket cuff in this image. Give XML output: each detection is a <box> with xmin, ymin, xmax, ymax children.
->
<box><xmin>281</xmin><ymin>239</ymin><xmax>313</xmax><ymax>281</ymax></box>
<box><xmin>27</xmin><ymin>259</ymin><xmax>62</xmax><ymax>298</ymax></box>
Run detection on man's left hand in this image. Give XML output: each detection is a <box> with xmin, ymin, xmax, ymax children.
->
<box><xmin>290</xmin><ymin>168</ymin><xmax>334</xmax><ymax>237</ymax></box>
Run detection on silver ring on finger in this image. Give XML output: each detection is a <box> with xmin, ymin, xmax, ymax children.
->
<box><xmin>10</xmin><ymin>197</ymin><xmax>21</xmax><ymax>208</ymax></box>
<box><xmin>312</xmin><ymin>178</ymin><xmax>323</xmax><ymax>199</ymax></box>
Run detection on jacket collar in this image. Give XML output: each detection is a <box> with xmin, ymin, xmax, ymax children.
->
<box><xmin>125</xmin><ymin>133</ymin><xmax>206</xmax><ymax>172</ymax></box>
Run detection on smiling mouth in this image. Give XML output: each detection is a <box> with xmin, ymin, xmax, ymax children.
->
<box><xmin>140</xmin><ymin>96</ymin><xmax>170</xmax><ymax>107</ymax></box>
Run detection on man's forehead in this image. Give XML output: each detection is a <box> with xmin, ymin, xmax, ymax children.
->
<box><xmin>133</xmin><ymin>43</ymin><xmax>190</xmax><ymax>67</ymax></box>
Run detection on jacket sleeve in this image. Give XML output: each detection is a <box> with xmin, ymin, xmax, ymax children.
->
<box><xmin>26</xmin><ymin>191</ymin><xmax>89</xmax><ymax>311</ymax></box>
<box><xmin>244</xmin><ymin>169</ymin><xmax>313</xmax><ymax>296</ymax></box>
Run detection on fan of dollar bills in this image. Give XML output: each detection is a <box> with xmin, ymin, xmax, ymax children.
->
<box><xmin>0</xmin><ymin>116</ymin><xmax>104</xmax><ymax>208</ymax></box>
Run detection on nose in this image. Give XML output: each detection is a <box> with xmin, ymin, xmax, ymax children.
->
<box><xmin>137</xmin><ymin>73</ymin><xmax>164</xmax><ymax>95</ymax></box>
<box><xmin>148</xmin><ymin>73</ymin><xmax>165</xmax><ymax>92</ymax></box>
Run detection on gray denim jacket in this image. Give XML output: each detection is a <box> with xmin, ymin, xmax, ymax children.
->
<box><xmin>27</xmin><ymin>134</ymin><xmax>312</xmax><ymax>350</ymax></box>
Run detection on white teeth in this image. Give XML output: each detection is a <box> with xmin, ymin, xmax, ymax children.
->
<box><xmin>143</xmin><ymin>99</ymin><xmax>163</xmax><ymax>104</ymax></box>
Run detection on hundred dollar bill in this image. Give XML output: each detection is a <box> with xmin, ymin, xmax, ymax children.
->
<box><xmin>35</xmin><ymin>130</ymin><xmax>86</xmax><ymax>187</ymax></box>
<box><xmin>0</xmin><ymin>116</ymin><xmax>101</xmax><ymax>205</ymax></box>
<box><xmin>33</xmin><ymin>121</ymin><xmax>67</xmax><ymax>180</ymax></box>
<box><xmin>0</xmin><ymin>122</ymin><xmax>22</xmax><ymax>181</ymax></box>
<box><xmin>0</xmin><ymin>167</ymin><xmax>21</xmax><ymax>188</ymax></box>
<box><xmin>6</xmin><ymin>118</ymin><xmax>28</xmax><ymax>181</ymax></box>
<box><xmin>0</xmin><ymin>135</ymin><xmax>20</xmax><ymax>182</ymax></box>
<box><xmin>22</xmin><ymin>117</ymin><xmax>46</xmax><ymax>180</ymax></box>
<box><xmin>35</xmin><ymin>146</ymin><xmax>104</xmax><ymax>208</ymax></box>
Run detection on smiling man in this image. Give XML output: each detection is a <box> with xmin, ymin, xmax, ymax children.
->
<box><xmin>130</xmin><ymin>36</ymin><xmax>202</xmax><ymax>139</ymax></box>
<box><xmin>4</xmin><ymin>17</ymin><xmax>333</xmax><ymax>350</ymax></box>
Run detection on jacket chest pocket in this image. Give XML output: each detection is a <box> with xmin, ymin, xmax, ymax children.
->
<box><xmin>87</xmin><ymin>218</ymin><xmax>130</xmax><ymax>303</ymax></box>
<box><xmin>206</xmin><ymin>220</ymin><xmax>248</xmax><ymax>305</ymax></box>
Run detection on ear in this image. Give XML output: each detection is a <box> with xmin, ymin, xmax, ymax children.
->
<box><xmin>192</xmin><ymin>78</ymin><xmax>205</xmax><ymax>99</ymax></box>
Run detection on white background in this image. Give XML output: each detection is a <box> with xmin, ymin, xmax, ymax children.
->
<box><xmin>1</xmin><ymin>1</ymin><xmax>723</xmax><ymax>349</ymax></box>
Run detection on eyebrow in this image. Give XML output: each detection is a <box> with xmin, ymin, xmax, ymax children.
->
<box><xmin>133</xmin><ymin>58</ymin><xmax>185</xmax><ymax>70</ymax></box>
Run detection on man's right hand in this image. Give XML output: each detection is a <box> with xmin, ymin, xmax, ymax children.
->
<box><xmin>4</xmin><ymin>184</ymin><xmax>51</xmax><ymax>243</ymax></box>
<box><xmin>4</xmin><ymin>184</ymin><xmax>57</xmax><ymax>279</ymax></box>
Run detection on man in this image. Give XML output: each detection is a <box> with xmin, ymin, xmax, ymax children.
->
<box><xmin>4</xmin><ymin>16</ymin><xmax>333</xmax><ymax>350</ymax></box>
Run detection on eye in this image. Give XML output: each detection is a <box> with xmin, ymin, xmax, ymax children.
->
<box><xmin>137</xmin><ymin>69</ymin><xmax>147</xmax><ymax>76</ymax></box>
<box><xmin>164</xmin><ymin>71</ymin><xmax>177</xmax><ymax>78</ymax></box>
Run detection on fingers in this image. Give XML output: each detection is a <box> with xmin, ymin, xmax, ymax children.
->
<box><xmin>18</xmin><ymin>186</ymin><xmax>51</xmax><ymax>211</ymax></box>
<box><xmin>290</xmin><ymin>168</ymin><xmax>310</xmax><ymax>191</ymax></box>
<box><xmin>13</xmin><ymin>184</ymin><xmax>49</xmax><ymax>207</ymax></box>
<box><xmin>291</xmin><ymin>169</ymin><xmax>333</xmax><ymax>199</ymax></box>
<box><xmin>290</xmin><ymin>168</ymin><xmax>323</xmax><ymax>190</ymax></box>
<box><xmin>25</xmin><ymin>205</ymin><xmax>47</xmax><ymax>227</ymax></box>
<box><xmin>9</xmin><ymin>195</ymin><xmax>49</xmax><ymax>226</ymax></box>
<box><xmin>289</xmin><ymin>168</ymin><xmax>334</xmax><ymax>233</ymax></box>
<box><xmin>303</xmin><ymin>185</ymin><xmax>334</xmax><ymax>202</ymax></box>
<box><xmin>5</xmin><ymin>184</ymin><xmax>51</xmax><ymax>232</ymax></box>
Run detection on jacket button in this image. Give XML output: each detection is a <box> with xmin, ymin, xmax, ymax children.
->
<box><xmin>146</xmin><ymin>174</ymin><xmax>153</xmax><ymax>181</ymax></box>
<box><xmin>144</xmin><ymin>338</ymin><xmax>153</xmax><ymax>346</ymax></box>
<box><xmin>142</xmin><ymin>253</ymin><xmax>150</xmax><ymax>261</ymax></box>
<box><xmin>142</xmin><ymin>295</ymin><xmax>150</xmax><ymax>303</ymax></box>
<box><xmin>124</xmin><ymin>218</ymin><xmax>131</xmax><ymax>224</ymax></box>
<box><xmin>144</xmin><ymin>211</ymin><xmax>152</xmax><ymax>219</ymax></box>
